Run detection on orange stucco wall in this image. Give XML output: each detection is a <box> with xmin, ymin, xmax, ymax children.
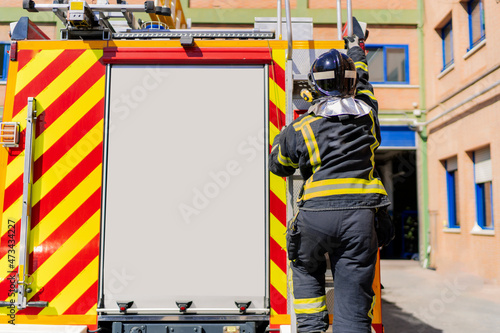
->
<box><xmin>425</xmin><ymin>0</ymin><xmax>500</xmax><ymax>283</ymax></box>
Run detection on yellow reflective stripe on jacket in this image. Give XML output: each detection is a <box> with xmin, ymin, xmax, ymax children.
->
<box><xmin>368</xmin><ymin>111</ymin><xmax>379</xmax><ymax>180</ymax></box>
<box><xmin>302</xmin><ymin>124</ymin><xmax>321</xmax><ymax>172</ymax></box>
<box><xmin>303</xmin><ymin>178</ymin><xmax>387</xmax><ymax>200</ymax></box>
<box><xmin>278</xmin><ymin>145</ymin><xmax>299</xmax><ymax>168</ymax></box>
<box><xmin>355</xmin><ymin>61</ymin><xmax>368</xmax><ymax>72</ymax></box>
<box><xmin>293</xmin><ymin>296</ymin><xmax>328</xmax><ymax>314</ymax></box>
<box><xmin>292</xmin><ymin>114</ymin><xmax>315</xmax><ymax>130</ymax></box>
<box><xmin>358</xmin><ymin>89</ymin><xmax>377</xmax><ymax>101</ymax></box>
<box><xmin>293</xmin><ymin>115</ymin><xmax>322</xmax><ymax>173</ymax></box>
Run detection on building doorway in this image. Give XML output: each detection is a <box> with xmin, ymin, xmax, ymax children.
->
<box><xmin>376</xmin><ymin>150</ymin><xmax>418</xmax><ymax>259</ymax></box>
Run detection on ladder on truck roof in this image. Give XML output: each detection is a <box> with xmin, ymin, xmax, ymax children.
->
<box><xmin>21</xmin><ymin>0</ymin><xmax>278</xmax><ymax>41</ymax></box>
<box><xmin>23</xmin><ymin>0</ymin><xmax>188</xmax><ymax>40</ymax></box>
<box><xmin>21</xmin><ymin>0</ymin><xmax>354</xmax><ymax>43</ymax></box>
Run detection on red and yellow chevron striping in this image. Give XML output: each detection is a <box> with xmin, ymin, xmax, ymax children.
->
<box><xmin>0</xmin><ymin>46</ymin><xmax>105</xmax><ymax>325</ymax></box>
<box><xmin>0</xmin><ymin>40</ymin><xmax>303</xmax><ymax>327</ymax></box>
<box><xmin>269</xmin><ymin>48</ymin><xmax>288</xmax><ymax>323</ymax></box>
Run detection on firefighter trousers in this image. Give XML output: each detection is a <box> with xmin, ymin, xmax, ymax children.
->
<box><xmin>287</xmin><ymin>208</ymin><xmax>378</xmax><ymax>333</ymax></box>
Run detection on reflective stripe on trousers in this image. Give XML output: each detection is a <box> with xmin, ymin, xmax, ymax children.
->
<box><xmin>289</xmin><ymin>209</ymin><xmax>378</xmax><ymax>333</ymax></box>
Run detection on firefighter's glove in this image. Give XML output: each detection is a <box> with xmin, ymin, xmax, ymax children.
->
<box><xmin>375</xmin><ymin>207</ymin><xmax>395</xmax><ymax>248</ymax></box>
<box><xmin>344</xmin><ymin>35</ymin><xmax>360</xmax><ymax>50</ymax></box>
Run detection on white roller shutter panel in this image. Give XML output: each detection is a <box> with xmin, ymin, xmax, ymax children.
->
<box><xmin>446</xmin><ymin>156</ymin><xmax>458</xmax><ymax>172</ymax></box>
<box><xmin>475</xmin><ymin>147</ymin><xmax>492</xmax><ymax>184</ymax></box>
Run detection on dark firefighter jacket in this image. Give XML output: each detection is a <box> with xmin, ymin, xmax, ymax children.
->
<box><xmin>269</xmin><ymin>46</ymin><xmax>391</xmax><ymax>211</ymax></box>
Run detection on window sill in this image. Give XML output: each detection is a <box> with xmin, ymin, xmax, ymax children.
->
<box><xmin>463</xmin><ymin>38</ymin><xmax>486</xmax><ymax>60</ymax></box>
<box><xmin>443</xmin><ymin>228</ymin><xmax>461</xmax><ymax>234</ymax></box>
<box><xmin>437</xmin><ymin>64</ymin><xmax>455</xmax><ymax>79</ymax></box>
<box><xmin>0</xmin><ymin>81</ymin><xmax>6</xmax><ymax>85</ymax></box>
<box><xmin>470</xmin><ymin>223</ymin><xmax>495</xmax><ymax>236</ymax></box>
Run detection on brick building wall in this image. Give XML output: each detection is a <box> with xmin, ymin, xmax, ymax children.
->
<box><xmin>425</xmin><ymin>0</ymin><xmax>500</xmax><ymax>283</ymax></box>
<box><xmin>0</xmin><ymin>0</ymin><xmax>420</xmax><ymax>120</ymax></box>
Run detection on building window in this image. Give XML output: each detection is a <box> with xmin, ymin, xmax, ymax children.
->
<box><xmin>446</xmin><ymin>157</ymin><xmax>460</xmax><ymax>228</ymax></box>
<box><xmin>365</xmin><ymin>45</ymin><xmax>409</xmax><ymax>84</ymax></box>
<box><xmin>474</xmin><ymin>147</ymin><xmax>493</xmax><ymax>229</ymax></box>
<box><xmin>441</xmin><ymin>20</ymin><xmax>453</xmax><ymax>71</ymax></box>
<box><xmin>0</xmin><ymin>42</ymin><xmax>10</xmax><ymax>82</ymax></box>
<box><xmin>468</xmin><ymin>0</ymin><xmax>485</xmax><ymax>51</ymax></box>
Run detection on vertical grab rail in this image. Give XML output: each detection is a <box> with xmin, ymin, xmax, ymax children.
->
<box><xmin>277</xmin><ymin>0</ymin><xmax>282</xmax><ymax>40</ymax></box>
<box><xmin>17</xmin><ymin>97</ymin><xmax>36</xmax><ymax>310</ymax></box>
<box><xmin>337</xmin><ymin>0</ymin><xmax>354</xmax><ymax>39</ymax></box>
<box><xmin>285</xmin><ymin>0</ymin><xmax>292</xmax><ymax>60</ymax></box>
<box><xmin>336</xmin><ymin>0</ymin><xmax>342</xmax><ymax>40</ymax></box>
<box><xmin>346</xmin><ymin>0</ymin><xmax>353</xmax><ymax>36</ymax></box>
<box><xmin>281</xmin><ymin>3</ymin><xmax>295</xmax><ymax>332</ymax></box>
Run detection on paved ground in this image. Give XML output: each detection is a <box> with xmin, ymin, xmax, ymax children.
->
<box><xmin>380</xmin><ymin>259</ymin><xmax>500</xmax><ymax>333</ymax></box>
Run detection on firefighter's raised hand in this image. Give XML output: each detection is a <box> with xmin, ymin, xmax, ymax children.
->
<box><xmin>344</xmin><ymin>35</ymin><xmax>360</xmax><ymax>50</ymax></box>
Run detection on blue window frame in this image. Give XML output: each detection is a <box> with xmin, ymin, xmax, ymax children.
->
<box><xmin>365</xmin><ymin>44</ymin><xmax>409</xmax><ymax>84</ymax></box>
<box><xmin>473</xmin><ymin>147</ymin><xmax>494</xmax><ymax>229</ymax></box>
<box><xmin>468</xmin><ymin>0</ymin><xmax>486</xmax><ymax>51</ymax></box>
<box><xmin>446</xmin><ymin>157</ymin><xmax>459</xmax><ymax>228</ymax></box>
<box><xmin>441</xmin><ymin>20</ymin><xmax>453</xmax><ymax>71</ymax></box>
<box><xmin>0</xmin><ymin>42</ymin><xmax>11</xmax><ymax>82</ymax></box>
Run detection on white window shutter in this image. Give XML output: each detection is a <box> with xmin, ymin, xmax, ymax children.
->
<box><xmin>475</xmin><ymin>147</ymin><xmax>492</xmax><ymax>183</ymax></box>
<box><xmin>446</xmin><ymin>156</ymin><xmax>458</xmax><ymax>172</ymax></box>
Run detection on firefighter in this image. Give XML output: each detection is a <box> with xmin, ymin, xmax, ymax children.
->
<box><xmin>269</xmin><ymin>36</ymin><xmax>394</xmax><ymax>333</ymax></box>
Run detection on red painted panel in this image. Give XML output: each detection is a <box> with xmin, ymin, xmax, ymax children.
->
<box><xmin>270</xmin><ymin>238</ymin><xmax>287</xmax><ymax>272</ymax></box>
<box><xmin>269</xmin><ymin>191</ymin><xmax>286</xmax><ymax>225</ymax></box>
<box><xmin>103</xmin><ymin>47</ymin><xmax>272</xmax><ymax>65</ymax></box>
<box><xmin>270</xmin><ymin>284</ymin><xmax>287</xmax><ymax>315</ymax></box>
<box><xmin>17</xmin><ymin>49</ymin><xmax>40</xmax><ymax>72</ymax></box>
<box><xmin>63</xmin><ymin>280</ymin><xmax>98</xmax><ymax>315</ymax></box>
<box><xmin>30</xmin><ymin>143</ymin><xmax>102</xmax><ymax>229</ymax></box>
<box><xmin>270</xmin><ymin>60</ymin><xmax>286</xmax><ymax>91</ymax></box>
<box><xmin>269</xmin><ymin>100</ymin><xmax>286</xmax><ymax>132</ymax></box>
<box><xmin>19</xmin><ymin>235</ymin><xmax>99</xmax><ymax>315</ymax></box>
<box><xmin>29</xmin><ymin>189</ymin><xmax>101</xmax><ymax>272</ymax></box>
<box><xmin>13</xmin><ymin>50</ymin><xmax>86</xmax><ymax>118</ymax></box>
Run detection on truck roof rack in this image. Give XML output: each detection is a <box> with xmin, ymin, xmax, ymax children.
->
<box><xmin>22</xmin><ymin>0</ymin><xmax>279</xmax><ymax>41</ymax></box>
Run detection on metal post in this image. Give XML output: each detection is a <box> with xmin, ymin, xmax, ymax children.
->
<box><xmin>98</xmin><ymin>64</ymin><xmax>113</xmax><ymax>309</ymax></box>
<box><xmin>336</xmin><ymin>0</ymin><xmax>342</xmax><ymax>40</ymax></box>
<box><xmin>346</xmin><ymin>0</ymin><xmax>353</xmax><ymax>36</ymax></box>
<box><xmin>285</xmin><ymin>0</ymin><xmax>292</xmax><ymax>59</ymax></box>
<box><xmin>277</xmin><ymin>0</ymin><xmax>282</xmax><ymax>40</ymax></box>
<box><xmin>16</xmin><ymin>97</ymin><xmax>36</xmax><ymax>310</ymax></box>
<box><xmin>264</xmin><ymin>64</ymin><xmax>271</xmax><ymax>314</ymax></box>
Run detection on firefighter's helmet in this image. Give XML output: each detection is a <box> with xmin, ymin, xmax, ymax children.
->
<box><xmin>308</xmin><ymin>49</ymin><xmax>357</xmax><ymax>97</ymax></box>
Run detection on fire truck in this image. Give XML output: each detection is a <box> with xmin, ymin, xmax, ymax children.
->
<box><xmin>0</xmin><ymin>1</ymin><xmax>384</xmax><ymax>332</ymax></box>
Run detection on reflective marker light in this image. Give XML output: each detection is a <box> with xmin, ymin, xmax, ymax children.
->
<box><xmin>0</xmin><ymin>122</ymin><xmax>20</xmax><ymax>148</ymax></box>
<box><xmin>223</xmin><ymin>326</ymin><xmax>240</xmax><ymax>333</ymax></box>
